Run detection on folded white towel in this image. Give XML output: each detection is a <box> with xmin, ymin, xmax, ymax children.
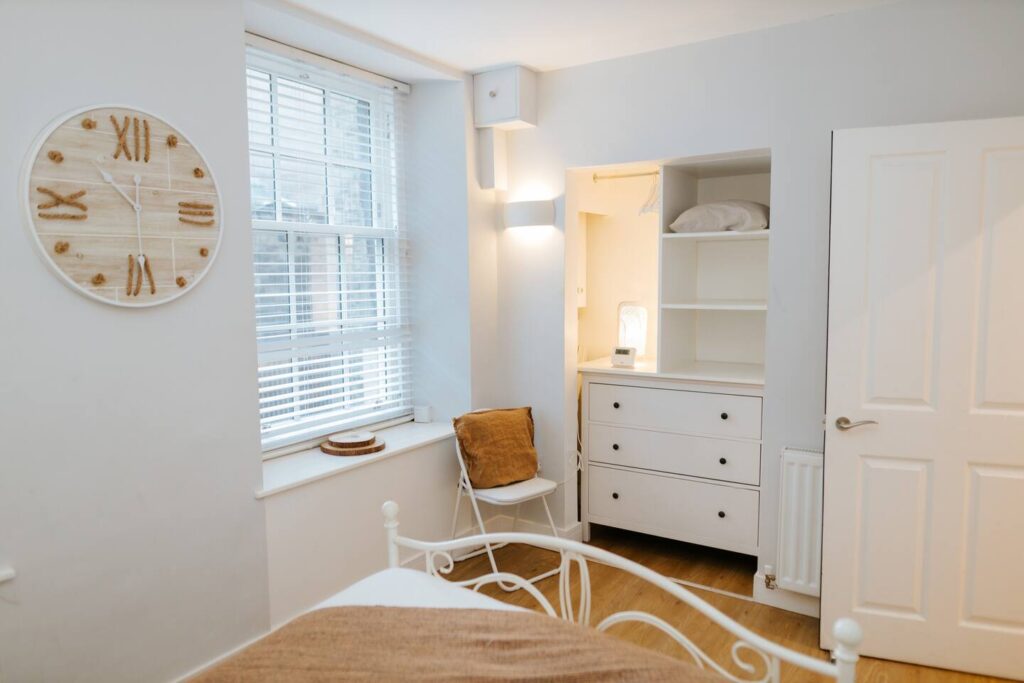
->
<box><xmin>669</xmin><ymin>200</ymin><xmax>769</xmax><ymax>233</ymax></box>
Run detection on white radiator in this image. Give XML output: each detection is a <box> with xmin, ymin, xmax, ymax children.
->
<box><xmin>776</xmin><ymin>447</ymin><xmax>823</xmax><ymax>597</ymax></box>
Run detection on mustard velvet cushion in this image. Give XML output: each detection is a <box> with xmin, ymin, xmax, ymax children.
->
<box><xmin>453</xmin><ymin>407</ymin><xmax>538</xmax><ymax>489</ymax></box>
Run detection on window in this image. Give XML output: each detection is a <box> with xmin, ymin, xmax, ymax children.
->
<box><xmin>246</xmin><ymin>47</ymin><xmax>410</xmax><ymax>451</ymax></box>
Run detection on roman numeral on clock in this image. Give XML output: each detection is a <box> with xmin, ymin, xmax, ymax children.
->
<box><xmin>178</xmin><ymin>201</ymin><xmax>215</xmax><ymax>226</ymax></box>
<box><xmin>36</xmin><ymin>186</ymin><xmax>88</xmax><ymax>220</ymax></box>
<box><xmin>110</xmin><ymin>115</ymin><xmax>151</xmax><ymax>162</ymax></box>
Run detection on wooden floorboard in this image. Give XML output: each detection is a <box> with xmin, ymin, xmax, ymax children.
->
<box><xmin>443</xmin><ymin>527</ymin><xmax>1010</xmax><ymax>683</ymax></box>
<box><xmin>586</xmin><ymin>525</ymin><xmax>758</xmax><ymax>597</ymax></box>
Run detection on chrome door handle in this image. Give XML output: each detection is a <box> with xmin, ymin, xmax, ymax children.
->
<box><xmin>835</xmin><ymin>416</ymin><xmax>878</xmax><ymax>431</ymax></box>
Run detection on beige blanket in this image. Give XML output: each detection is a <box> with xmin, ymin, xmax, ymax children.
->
<box><xmin>194</xmin><ymin>606</ymin><xmax>723</xmax><ymax>682</ymax></box>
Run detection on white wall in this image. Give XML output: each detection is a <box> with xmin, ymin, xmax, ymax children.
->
<box><xmin>0</xmin><ymin>1</ymin><xmax>270</xmax><ymax>681</ymax></box>
<box><xmin>465</xmin><ymin>96</ymin><xmax>503</xmax><ymax>410</ymax></box>
<box><xmin>495</xmin><ymin>219</ymin><xmax>571</xmax><ymax>522</ymax></box>
<box><xmin>0</xmin><ymin>2</ymin><xmax>506</xmax><ymax>678</ymax></box>
<box><xmin>406</xmin><ymin>76</ymin><xmax>502</xmax><ymax>420</ymax></box>
<box><xmin>264</xmin><ymin>438</ymin><xmax>459</xmax><ymax>626</ymax></box>
<box><xmin>501</xmin><ymin>0</ymin><xmax>1024</xmax><ymax>571</ymax></box>
<box><xmin>697</xmin><ymin>173</ymin><xmax>771</xmax><ymax>205</ymax></box>
<box><xmin>578</xmin><ymin>175</ymin><xmax>660</xmax><ymax>363</ymax></box>
<box><xmin>406</xmin><ymin>80</ymin><xmax>476</xmax><ymax>422</ymax></box>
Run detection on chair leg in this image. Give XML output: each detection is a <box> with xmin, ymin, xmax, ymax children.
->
<box><xmin>464</xmin><ymin>488</ymin><xmax>518</xmax><ymax>591</ymax></box>
<box><xmin>450</xmin><ymin>479</ymin><xmax>509</xmax><ymax>564</ymax></box>
<box><xmin>451</xmin><ymin>490</ymin><xmax>560</xmax><ymax>592</ymax></box>
<box><xmin>491</xmin><ymin>495</ymin><xmax>563</xmax><ymax>591</ymax></box>
<box><xmin>541</xmin><ymin>495</ymin><xmax>559</xmax><ymax>538</ymax></box>
<box><xmin>449</xmin><ymin>482</ymin><xmax>463</xmax><ymax>540</ymax></box>
<box><xmin>518</xmin><ymin>494</ymin><xmax>562</xmax><ymax>586</ymax></box>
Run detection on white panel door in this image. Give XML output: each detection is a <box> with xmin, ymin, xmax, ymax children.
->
<box><xmin>822</xmin><ymin>117</ymin><xmax>1024</xmax><ymax>679</ymax></box>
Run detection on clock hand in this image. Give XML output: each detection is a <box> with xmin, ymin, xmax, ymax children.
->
<box><xmin>133</xmin><ymin>175</ymin><xmax>154</xmax><ymax>294</ymax></box>
<box><xmin>93</xmin><ymin>163</ymin><xmax>138</xmax><ymax>210</ymax></box>
<box><xmin>133</xmin><ymin>174</ymin><xmax>143</xmax><ymax>256</ymax></box>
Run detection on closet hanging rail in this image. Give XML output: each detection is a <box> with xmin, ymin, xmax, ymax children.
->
<box><xmin>592</xmin><ymin>170</ymin><xmax>659</xmax><ymax>182</ymax></box>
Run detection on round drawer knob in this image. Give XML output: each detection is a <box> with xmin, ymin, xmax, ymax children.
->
<box><xmin>488</xmin><ymin>89</ymin><xmax>497</xmax><ymax>98</ymax></box>
<box><xmin>612</xmin><ymin>443</ymin><xmax>620</xmax><ymax>451</ymax></box>
<box><xmin>718</xmin><ymin>510</ymin><xmax>726</xmax><ymax>518</ymax></box>
<box><xmin>613</xmin><ymin>402</ymin><xmax>620</xmax><ymax>409</ymax></box>
<box><xmin>719</xmin><ymin>457</ymin><xmax>727</xmax><ymax>465</ymax></box>
<box><xmin>612</xmin><ymin>492</ymin><xmax>620</xmax><ymax>500</ymax></box>
<box><xmin>720</xmin><ymin>412</ymin><xmax>729</xmax><ymax>420</ymax></box>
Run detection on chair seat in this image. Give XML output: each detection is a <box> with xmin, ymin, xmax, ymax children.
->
<box><xmin>472</xmin><ymin>477</ymin><xmax>557</xmax><ymax>505</ymax></box>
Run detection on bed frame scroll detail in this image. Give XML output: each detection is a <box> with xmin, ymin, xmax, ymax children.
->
<box><xmin>380</xmin><ymin>500</ymin><xmax>861</xmax><ymax>683</ymax></box>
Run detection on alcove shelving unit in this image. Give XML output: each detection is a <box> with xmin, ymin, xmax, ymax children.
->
<box><xmin>575</xmin><ymin>148</ymin><xmax>771</xmax><ymax>566</ymax></box>
<box><xmin>656</xmin><ymin>151</ymin><xmax>771</xmax><ymax>386</ymax></box>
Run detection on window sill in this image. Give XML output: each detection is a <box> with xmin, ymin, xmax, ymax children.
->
<box><xmin>256</xmin><ymin>421</ymin><xmax>455</xmax><ymax>499</ymax></box>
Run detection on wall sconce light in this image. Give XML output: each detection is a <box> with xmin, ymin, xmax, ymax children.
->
<box><xmin>504</xmin><ymin>199</ymin><xmax>555</xmax><ymax>229</ymax></box>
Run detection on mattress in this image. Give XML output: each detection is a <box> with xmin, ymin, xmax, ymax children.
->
<box><xmin>315</xmin><ymin>567</ymin><xmax>525</xmax><ymax>612</ymax></box>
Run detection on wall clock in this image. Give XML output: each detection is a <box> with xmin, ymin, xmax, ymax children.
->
<box><xmin>21</xmin><ymin>105</ymin><xmax>222</xmax><ymax>307</ymax></box>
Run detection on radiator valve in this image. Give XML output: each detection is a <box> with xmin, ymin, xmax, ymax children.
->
<box><xmin>764</xmin><ymin>564</ymin><xmax>777</xmax><ymax>590</ymax></box>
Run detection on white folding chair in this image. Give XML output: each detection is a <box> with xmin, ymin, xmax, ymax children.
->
<box><xmin>449</xmin><ymin>423</ymin><xmax>560</xmax><ymax>590</ymax></box>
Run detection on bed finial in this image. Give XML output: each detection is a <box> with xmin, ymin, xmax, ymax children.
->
<box><xmin>382</xmin><ymin>500</ymin><xmax>400</xmax><ymax>523</ymax></box>
<box><xmin>382</xmin><ymin>501</ymin><xmax>400</xmax><ymax>568</ymax></box>
<box><xmin>832</xmin><ymin>618</ymin><xmax>862</xmax><ymax>683</ymax></box>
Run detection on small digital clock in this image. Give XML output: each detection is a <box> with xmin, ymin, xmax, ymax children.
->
<box><xmin>611</xmin><ymin>346</ymin><xmax>637</xmax><ymax>368</ymax></box>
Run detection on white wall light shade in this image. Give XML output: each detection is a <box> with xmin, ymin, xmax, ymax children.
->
<box><xmin>504</xmin><ymin>199</ymin><xmax>555</xmax><ymax>228</ymax></box>
<box><xmin>618</xmin><ymin>301</ymin><xmax>648</xmax><ymax>356</ymax></box>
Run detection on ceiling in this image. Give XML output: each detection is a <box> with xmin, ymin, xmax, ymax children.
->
<box><xmin>285</xmin><ymin>0</ymin><xmax>898</xmax><ymax>73</ymax></box>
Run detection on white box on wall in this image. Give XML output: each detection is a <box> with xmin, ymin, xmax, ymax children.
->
<box><xmin>473</xmin><ymin>66</ymin><xmax>536</xmax><ymax>129</ymax></box>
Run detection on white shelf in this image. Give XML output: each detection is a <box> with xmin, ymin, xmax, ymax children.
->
<box><xmin>661</xmin><ymin>230</ymin><xmax>769</xmax><ymax>242</ymax></box>
<box><xmin>661</xmin><ymin>360</ymin><xmax>765</xmax><ymax>385</ymax></box>
<box><xmin>578</xmin><ymin>356</ymin><xmax>659</xmax><ymax>376</ymax></box>
<box><xmin>578</xmin><ymin>357</ymin><xmax>764</xmax><ymax>386</ymax></box>
<box><xmin>661</xmin><ymin>299</ymin><xmax>767</xmax><ymax>311</ymax></box>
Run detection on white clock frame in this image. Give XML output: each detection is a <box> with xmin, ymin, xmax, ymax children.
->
<box><xmin>20</xmin><ymin>103</ymin><xmax>224</xmax><ymax>308</ymax></box>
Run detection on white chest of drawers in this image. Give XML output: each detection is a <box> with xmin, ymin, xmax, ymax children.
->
<box><xmin>580</xmin><ymin>364</ymin><xmax>763</xmax><ymax>556</ymax></box>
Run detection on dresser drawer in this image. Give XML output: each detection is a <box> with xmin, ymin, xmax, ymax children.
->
<box><xmin>588</xmin><ymin>466</ymin><xmax>758</xmax><ymax>553</ymax></box>
<box><xmin>589</xmin><ymin>424</ymin><xmax>760</xmax><ymax>485</ymax></box>
<box><xmin>588</xmin><ymin>383</ymin><xmax>762</xmax><ymax>439</ymax></box>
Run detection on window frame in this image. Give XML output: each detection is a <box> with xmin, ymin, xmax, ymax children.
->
<box><xmin>246</xmin><ymin>44</ymin><xmax>411</xmax><ymax>457</ymax></box>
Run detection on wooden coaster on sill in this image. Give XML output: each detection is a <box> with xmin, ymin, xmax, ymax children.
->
<box><xmin>320</xmin><ymin>440</ymin><xmax>386</xmax><ymax>457</ymax></box>
<box><xmin>325</xmin><ymin>430</ymin><xmax>376</xmax><ymax>449</ymax></box>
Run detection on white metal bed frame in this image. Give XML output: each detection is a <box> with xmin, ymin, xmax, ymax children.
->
<box><xmin>382</xmin><ymin>501</ymin><xmax>862</xmax><ymax>683</ymax></box>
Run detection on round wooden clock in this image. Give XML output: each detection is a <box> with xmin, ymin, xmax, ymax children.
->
<box><xmin>22</xmin><ymin>105</ymin><xmax>222</xmax><ymax>306</ymax></box>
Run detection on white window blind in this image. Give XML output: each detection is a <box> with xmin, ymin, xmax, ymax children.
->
<box><xmin>246</xmin><ymin>47</ymin><xmax>411</xmax><ymax>451</ymax></box>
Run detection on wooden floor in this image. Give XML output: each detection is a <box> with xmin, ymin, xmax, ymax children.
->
<box><xmin>444</xmin><ymin>526</ymin><xmax>1009</xmax><ymax>683</ymax></box>
<box><xmin>586</xmin><ymin>525</ymin><xmax>759</xmax><ymax>597</ymax></box>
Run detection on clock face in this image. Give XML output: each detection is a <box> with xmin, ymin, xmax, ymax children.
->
<box><xmin>23</xmin><ymin>105</ymin><xmax>222</xmax><ymax>306</ymax></box>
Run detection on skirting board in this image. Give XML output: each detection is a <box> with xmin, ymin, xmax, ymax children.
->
<box><xmin>753</xmin><ymin>572</ymin><xmax>820</xmax><ymax>618</ymax></box>
<box><xmin>485</xmin><ymin>513</ymin><xmax>583</xmax><ymax>540</ymax></box>
<box><xmin>174</xmin><ymin>627</ymin><xmax>276</xmax><ymax>682</ymax></box>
